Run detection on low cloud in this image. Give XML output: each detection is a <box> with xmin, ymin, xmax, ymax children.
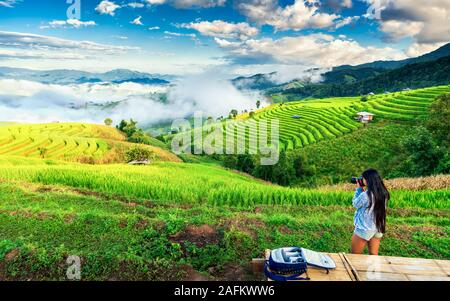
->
<box><xmin>0</xmin><ymin>75</ymin><xmax>265</xmax><ymax>126</ymax></box>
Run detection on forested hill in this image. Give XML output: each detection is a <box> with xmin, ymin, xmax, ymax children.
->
<box><xmin>275</xmin><ymin>55</ymin><xmax>450</xmax><ymax>99</ymax></box>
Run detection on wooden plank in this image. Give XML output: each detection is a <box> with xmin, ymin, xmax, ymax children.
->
<box><xmin>359</xmin><ymin>272</ymin><xmax>409</xmax><ymax>281</ymax></box>
<box><xmin>434</xmin><ymin>260</ymin><xmax>450</xmax><ymax>276</ymax></box>
<box><xmin>344</xmin><ymin>254</ymin><xmax>446</xmax><ymax>277</ymax></box>
<box><xmin>340</xmin><ymin>253</ymin><xmax>360</xmax><ymax>281</ymax></box>
<box><xmin>406</xmin><ymin>274</ymin><xmax>450</xmax><ymax>281</ymax></box>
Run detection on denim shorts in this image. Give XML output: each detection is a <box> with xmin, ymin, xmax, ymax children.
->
<box><xmin>354</xmin><ymin>228</ymin><xmax>383</xmax><ymax>241</ymax></box>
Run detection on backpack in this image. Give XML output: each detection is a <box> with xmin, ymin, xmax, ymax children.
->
<box><xmin>264</xmin><ymin>247</ymin><xmax>309</xmax><ymax>281</ymax></box>
<box><xmin>264</xmin><ymin>247</ymin><xmax>336</xmax><ymax>281</ymax></box>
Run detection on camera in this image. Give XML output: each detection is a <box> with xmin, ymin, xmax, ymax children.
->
<box><xmin>350</xmin><ymin>176</ymin><xmax>365</xmax><ymax>187</ymax></box>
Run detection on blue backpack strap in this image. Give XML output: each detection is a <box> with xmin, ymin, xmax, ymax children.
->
<box><xmin>264</xmin><ymin>261</ymin><xmax>310</xmax><ymax>281</ymax></box>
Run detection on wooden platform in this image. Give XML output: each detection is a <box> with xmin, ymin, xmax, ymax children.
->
<box><xmin>251</xmin><ymin>251</ymin><xmax>450</xmax><ymax>281</ymax></box>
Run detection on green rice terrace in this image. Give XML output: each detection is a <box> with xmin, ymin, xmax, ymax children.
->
<box><xmin>195</xmin><ymin>85</ymin><xmax>450</xmax><ymax>152</ymax></box>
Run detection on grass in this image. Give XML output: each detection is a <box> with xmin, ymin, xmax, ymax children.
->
<box><xmin>0</xmin><ymin>157</ymin><xmax>448</xmax><ymax>210</ymax></box>
<box><xmin>0</xmin><ymin>178</ymin><xmax>448</xmax><ymax>280</ymax></box>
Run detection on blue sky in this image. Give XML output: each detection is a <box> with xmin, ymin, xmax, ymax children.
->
<box><xmin>0</xmin><ymin>0</ymin><xmax>448</xmax><ymax>75</ymax></box>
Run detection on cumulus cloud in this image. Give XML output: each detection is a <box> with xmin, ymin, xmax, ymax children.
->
<box><xmin>215</xmin><ymin>33</ymin><xmax>406</xmax><ymax>68</ymax></box>
<box><xmin>95</xmin><ymin>0</ymin><xmax>121</xmax><ymax>16</ymax></box>
<box><xmin>364</xmin><ymin>0</ymin><xmax>450</xmax><ymax>56</ymax></box>
<box><xmin>182</xmin><ymin>20</ymin><xmax>259</xmax><ymax>40</ymax></box>
<box><xmin>235</xmin><ymin>0</ymin><xmax>341</xmax><ymax>31</ymax></box>
<box><xmin>405</xmin><ymin>42</ymin><xmax>447</xmax><ymax>57</ymax></box>
<box><xmin>40</xmin><ymin>19</ymin><xmax>97</xmax><ymax>29</ymax></box>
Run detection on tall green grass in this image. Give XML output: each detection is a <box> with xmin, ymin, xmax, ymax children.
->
<box><xmin>0</xmin><ymin>158</ymin><xmax>447</xmax><ymax>209</ymax></box>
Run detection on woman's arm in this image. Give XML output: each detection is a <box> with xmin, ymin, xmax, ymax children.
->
<box><xmin>352</xmin><ymin>187</ymin><xmax>367</xmax><ymax>209</ymax></box>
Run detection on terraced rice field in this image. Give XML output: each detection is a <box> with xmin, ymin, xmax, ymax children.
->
<box><xmin>0</xmin><ymin>123</ymin><xmax>118</xmax><ymax>160</ymax></box>
<box><xmin>225</xmin><ymin>85</ymin><xmax>450</xmax><ymax>151</ymax></box>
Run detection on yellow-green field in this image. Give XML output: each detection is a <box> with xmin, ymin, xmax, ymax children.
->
<box><xmin>0</xmin><ymin>123</ymin><xmax>181</xmax><ymax>163</ymax></box>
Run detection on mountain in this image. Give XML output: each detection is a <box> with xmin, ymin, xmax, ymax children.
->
<box><xmin>334</xmin><ymin>43</ymin><xmax>450</xmax><ymax>71</ymax></box>
<box><xmin>275</xmin><ymin>55</ymin><xmax>450</xmax><ymax>99</ymax></box>
<box><xmin>231</xmin><ymin>72</ymin><xmax>279</xmax><ymax>90</ymax></box>
<box><xmin>0</xmin><ymin>67</ymin><xmax>173</xmax><ymax>85</ymax></box>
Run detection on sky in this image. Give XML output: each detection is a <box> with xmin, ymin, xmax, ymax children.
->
<box><xmin>0</xmin><ymin>0</ymin><xmax>449</xmax><ymax>76</ymax></box>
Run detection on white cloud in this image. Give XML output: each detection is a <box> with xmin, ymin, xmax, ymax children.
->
<box><xmin>145</xmin><ymin>0</ymin><xmax>226</xmax><ymax>9</ymax></box>
<box><xmin>183</xmin><ymin>20</ymin><xmax>259</xmax><ymax>40</ymax></box>
<box><xmin>380</xmin><ymin>20</ymin><xmax>424</xmax><ymax>41</ymax></box>
<box><xmin>236</xmin><ymin>0</ymin><xmax>340</xmax><ymax>31</ymax></box>
<box><xmin>215</xmin><ymin>33</ymin><xmax>406</xmax><ymax>68</ymax></box>
<box><xmin>0</xmin><ymin>31</ymin><xmax>139</xmax><ymax>63</ymax></box>
<box><xmin>0</xmin><ymin>31</ymin><xmax>138</xmax><ymax>53</ymax></box>
<box><xmin>95</xmin><ymin>0</ymin><xmax>121</xmax><ymax>16</ymax></box>
<box><xmin>41</xmin><ymin>19</ymin><xmax>97</xmax><ymax>29</ymax></box>
<box><xmin>131</xmin><ymin>16</ymin><xmax>144</xmax><ymax>25</ymax></box>
<box><xmin>335</xmin><ymin>16</ymin><xmax>360</xmax><ymax>29</ymax></box>
<box><xmin>0</xmin><ymin>0</ymin><xmax>20</xmax><ymax>8</ymax></box>
<box><xmin>406</xmin><ymin>42</ymin><xmax>447</xmax><ymax>57</ymax></box>
<box><xmin>148</xmin><ymin>26</ymin><xmax>160</xmax><ymax>30</ymax></box>
<box><xmin>164</xmin><ymin>31</ymin><xmax>198</xmax><ymax>41</ymax></box>
<box><xmin>0</xmin><ymin>49</ymin><xmax>87</xmax><ymax>60</ymax></box>
<box><xmin>128</xmin><ymin>2</ymin><xmax>145</xmax><ymax>8</ymax></box>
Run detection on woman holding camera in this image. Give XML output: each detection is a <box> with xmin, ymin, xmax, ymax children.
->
<box><xmin>351</xmin><ymin>168</ymin><xmax>390</xmax><ymax>255</ymax></box>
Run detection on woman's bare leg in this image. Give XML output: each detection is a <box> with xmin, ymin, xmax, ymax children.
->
<box><xmin>368</xmin><ymin>237</ymin><xmax>381</xmax><ymax>255</ymax></box>
<box><xmin>351</xmin><ymin>234</ymin><xmax>367</xmax><ymax>254</ymax></box>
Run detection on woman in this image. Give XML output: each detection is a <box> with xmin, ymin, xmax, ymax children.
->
<box><xmin>351</xmin><ymin>168</ymin><xmax>390</xmax><ymax>255</ymax></box>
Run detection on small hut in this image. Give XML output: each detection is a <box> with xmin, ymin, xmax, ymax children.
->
<box><xmin>356</xmin><ymin>112</ymin><xmax>375</xmax><ymax>123</ymax></box>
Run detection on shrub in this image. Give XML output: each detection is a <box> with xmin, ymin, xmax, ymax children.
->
<box><xmin>104</xmin><ymin>118</ymin><xmax>113</xmax><ymax>126</ymax></box>
<box><xmin>125</xmin><ymin>146</ymin><xmax>153</xmax><ymax>163</ymax></box>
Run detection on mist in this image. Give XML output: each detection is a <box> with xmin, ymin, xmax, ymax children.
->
<box><xmin>0</xmin><ymin>72</ymin><xmax>266</xmax><ymax>127</ymax></box>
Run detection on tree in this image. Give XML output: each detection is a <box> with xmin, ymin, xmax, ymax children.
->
<box><xmin>104</xmin><ymin>118</ymin><xmax>113</xmax><ymax>126</ymax></box>
<box><xmin>426</xmin><ymin>93</ymin><xmax>450</xmax><ymax>147</ymax></box>
<box><xmin>125</xmin><ymin>146</ymin><xmax>153</xmax><ymax>163</ymax></box>
<box><xmin>236</xmin><ymin>154</ymin><xmax>255</xmax><ymax>174</ymax></box>
<box><xmin>272</xmin><ymin>150</ymin><xmax>296</xmax><ymax>186</ymax></box>
<box><xmin>256</xmin><ymin>100</ymin><xmax>261</xmax><ymax>109</ymax></box>
<box><xmin>398</xmin><ymin>126</ymin><xmax>442</xmax><ymax>177</ymax></box>
<box><xmin>249</xmin><ymin>111</ymin><xmax>255</xmax><ymax>118</ymax></box>
<box><xmin>230</xmin><ymin>109</ymin><xmax>238</xmax><ymax>119</ymax></box>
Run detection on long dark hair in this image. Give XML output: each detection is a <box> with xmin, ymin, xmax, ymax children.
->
<box><xmin>362</xmin><ymin>168</ymin><xmax>390</xmax><ymax>233</ymax></box>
